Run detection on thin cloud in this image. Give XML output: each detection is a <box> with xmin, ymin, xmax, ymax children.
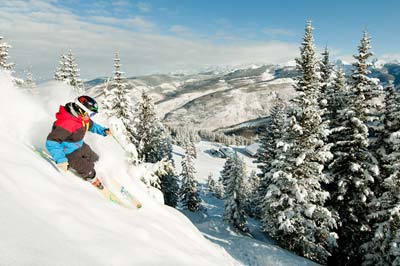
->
<box><xmin>88</xmin><ymin>15</ymin><xmax>156</xmax><ymax>32</ymax></box>
<box><xmin>112</xmin><ymin>0</ymin><xmax>131</xmax><ymax>7</ymax></box>
<box><xmin>137</xmin><ymin>2</ymin><xmax>152</xmax><ymax>13</ymax></box>
<box><xmin>1</xmin><ymin>0</ymin><xmax>299</xmax><ymax>80</ymax></box>
<box><xmin>170</xmin><ymin>25</ymin><xmax>192</xmax><ymax>36</ymax></box>
<box><xmin>263</xmin><ymin>27</ymin><xmax>295</xmax><ymax>37</ymax></box>
<box><xmin>380</xmin><ymin>53</ymin><xmax>400</xmax><ymax>62</ymax></box>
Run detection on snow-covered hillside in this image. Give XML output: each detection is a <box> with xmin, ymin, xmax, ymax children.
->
<box><xmin>87</xmin><ymin>65</ymin><xmax>297</xmax><ymax>131</ymax></box>
<box><xmin>0</xmin><ymin>71</ymin><xmax>238</xmax><ymax>266</ymax></box>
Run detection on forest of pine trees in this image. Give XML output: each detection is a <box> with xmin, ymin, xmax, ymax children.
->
<box><xmin>253</xmin><ymin>21</ymin><xmax>400</xmax><ymax>265</ymax></box>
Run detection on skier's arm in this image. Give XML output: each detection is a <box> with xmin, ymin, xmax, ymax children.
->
<box><xmin>46</xmin><ymin>126</ymin><xmax>70</xmax><ymax>163</ymax></box>
<box><xmin>88</xmin><ymin>120</ymin><xmax>108</xmax><ymax>136</ymax></box>
<box><xmin>46</xmin><ymin>140</ymin><xmax>68</xmax><ymax>163</ymax></box>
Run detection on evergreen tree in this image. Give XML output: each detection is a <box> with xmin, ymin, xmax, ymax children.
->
<box><xmin>319</xmin><ymin>46</ymin><xmax>333</xmax><ymax>123</ymax></box>
<box><xmin>207</xmin><ymin>172</ymin><xmax>224</xmax><ymax>199</ymax></box>
<box><xmin>325</xmin><ymin>67</ymin><xmax>348</xmax><ymax>130</ymax></box>
<box><xmin>54</xmin><ymin>53</ymin><xmax>68</xmax><ymax>81</ymax></box>
<box><xmin>328</xmin><ymin>31</ymin><xmax>379</xmax><ymax>265</ymax></box>
<box><xmin>324</xmin><ymin>67</ymin><xmax>349</xmax><ymax>198</ymax></box>
<box><xmin>188</xmin><ymin>137</ymin><xmax>197</xmax><ymax>158</ymax></box>
<box><xmin>101</xmin><ymin>53</ymin><xmax>139</xmax><ymax>164</ymax></box>
<box><xmin>130</xmin><ymin>83</ymin><xmax>177</xmax><ymax>203</ymax></box>
<box><xmin>179</xmin><ymin>141</ymin><xmax>201</xmax><ymax>212</ymax></box>
<box><xmin>22</xmin><ymin>68</ymin><xmax>37</xmax><ymax>94</ymax></box>
<box><xmin>223</xmin><ymin>153</ymin><xmax>248</xmax><ymax>232</ymax></box>
<box><xmin>133</xmin><ymin>90</ymin><xmax>173</xmax><ymax>163</ymax></box>
<box><xmin>0</xmin><ymin>36</ymin><xmax>14</xmax><ymax>70</ymax></box>
<box><xmin>320</xmin><ymin>46</ymin><xmax>333</xmax><ymax>98</ymax></box>
<box><xmin>66</xmin><ymin>50</ymin><xmax>84</xmax><ymax>94</ymax></box>
<box><xmin>207</xmin><ymin>173</ymin><xmax>215</xmax><ymax>194</ymax></box>
<box><xmin>261</xmin><ymin>21</ymin><xmax>338</xmax><ymax>264</ymax></box>
<box><xmin>243</xmin><ymin>170</ymin><xmax>261</xmax><ymax>218</ymax></box>
<box><xmin>103</xmin><ymin>53</ymin><xmax>135</xmax><ymax>130</ymax></box>
<box><xmin>220</xmin><ymin>154</ymin><xmax>235</xmax><ymax>188</ymax></box>
<box><xmin>255</xmin><ymin>101</ymin><xmax>287</xmax><ymax>214</ymax></box>
<box><xmin>360</xmin><ymin>84</ymin><xmax>400</xmax><ymax>265</ymax></box>
<box><xmin>157</xmin><ymin>159</ymin><xmax>179</xmax><ymax>208</ymax></box>
<box><xmin>54</xmin><ymin>49</ymin><xmax>83</xmax><ymax>93</ymax></box>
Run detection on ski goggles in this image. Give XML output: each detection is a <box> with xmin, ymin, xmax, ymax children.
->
<box><xmin>75</xmin><ymin>98</ymin><xmax>98</xmax><ymax>117</ymax></box>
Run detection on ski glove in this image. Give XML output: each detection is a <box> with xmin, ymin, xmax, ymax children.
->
<box><xmin>57</xmin><ymin>162</ymin><xmax>69</xmax><ymax>172</ymax></box>
<box><xmin>104</xmin><ymin>128</ymin><xmax>112</xmax><ymax>136</ymax></box>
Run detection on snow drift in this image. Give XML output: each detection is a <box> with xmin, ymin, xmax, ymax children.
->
<box><xmin>0</xmin><ymin>71</ymin><xmax>238</xmax><ymax>266</ymax></box>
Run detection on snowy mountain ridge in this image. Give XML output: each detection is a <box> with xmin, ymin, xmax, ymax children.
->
<box><xmin>86</xmin><ymin>60</ymin><xmax>400</xmax><ymax>135</ymax></box>
<box><xmin>87</xmin><ymin>64</ymin><xmax>297</xmax><ymax>132</ymax></box>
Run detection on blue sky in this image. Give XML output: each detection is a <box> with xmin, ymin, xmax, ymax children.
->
<box><xmin>0</xmin><ymin>0</ymin><xmax>399</xmax><ymax>79</ymax></box>
<box><xmin>56</xmin><ymin>0</ymin><xmax>400</xmax><ymax>54</ymax></box>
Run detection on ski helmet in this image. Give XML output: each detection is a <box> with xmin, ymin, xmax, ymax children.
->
<box><xmin>75</xmin><ymin>95</ymin><xmax>98</xmax><ymax>116</ymax></box>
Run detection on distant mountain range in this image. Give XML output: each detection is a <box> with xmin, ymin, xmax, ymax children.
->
<box><xmin>86</xmin><ymin>61</ymin><xmax>400</xmax><ymax>138</ymax></box>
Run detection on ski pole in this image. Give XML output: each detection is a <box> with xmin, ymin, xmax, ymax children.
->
<box><xmin>112</xmin><ymin>135</ymin><xmax>129</xmax><ymax>153</ymax></box>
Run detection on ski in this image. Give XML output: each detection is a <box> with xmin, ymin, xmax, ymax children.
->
<box><xmin>28</xmin><ymin>144</ymin><xmax>129</xmax><ymax>208</ymax></box>
<box><xmin>108</xmin><ymin>177</ymin><xmax>142</xmax><ymax>209</ymax></box>
<box><xmin>95</xmin><ymin>184</ymin><xmax>128</xmax><ymax>207</ymax></box>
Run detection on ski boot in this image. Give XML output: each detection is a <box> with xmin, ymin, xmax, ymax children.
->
<box><xmin>91</xmin><ymin>178</ymin><xmax>104</xmax><ymax>190</ymax></box>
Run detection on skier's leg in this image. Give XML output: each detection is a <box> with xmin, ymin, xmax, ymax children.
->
<box><xmin>66</xmin><ymin>147</ymin><xmax>96</xmax><ymax>181</ymax></box>
<box><xmin>67</xmin><ymin>145</ymin><xmax>104</xmax><ymax>189</ymax></box>
<box><xmin>81</xmin><ymin>143</ymin><xmax>99</xmax><ymax>162</ymax></box>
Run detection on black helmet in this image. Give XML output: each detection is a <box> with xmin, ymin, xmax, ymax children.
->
<box><xmin>75</xmin><ymin>95</ymin><xmax>98</xmax><ymax>116</ymax></box>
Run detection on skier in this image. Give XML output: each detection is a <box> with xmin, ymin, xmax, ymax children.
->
<box><xmin>46</xmin><ymin>95</ymin><xmax>111</xmax><ymax>189</ymax></box>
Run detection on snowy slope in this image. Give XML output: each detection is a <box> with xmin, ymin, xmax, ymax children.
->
<box><xmin>172</xmin><ymin>141</ymin><xmax>318</xmax><ymax>266</ymax></box>
<box><xmin>0</xmin><ymin>71</ymin><xmax>238</xmax><ymax>266</ymax></box>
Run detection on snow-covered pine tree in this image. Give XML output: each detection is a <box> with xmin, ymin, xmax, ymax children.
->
<box><xmin>133</xmin><ymin>90</ymin><xmax>173</xmax><ymax>164</ymax></box>
<box><xmin>132</xmin><ymin>87</ymin><xmax>178</xmax><ymax>202</ymax></box>
<box><xmin>255</xmin><ymin>101</ymin><xmax>287</xmax><ymax>210</ymax></box>
<box><xmin>261</xmin><ymin>21</ymin><xmax>338</xmax><ymax>264</ymax></box>
<box><xmin>54</xmin><ymin>53</ymin><xmax>68</xmax><ymax>81</ymax></box>
<box><xmin>156</xmin><ymin>159</ymin><xmax>179</xmax><ymax>208</ymax></box>
<box><xmin>214</xmin><ymin>179</ymin><xmax>224</xmax><ymax>199</ymax></box>
<box><xmin>327</xmin><ymin>31</ymin><xmax>379</xmax><ymax>266</ymax></box>
<box><xmin>0</xmin><ymin>36</ymin><xmax>14</xmax><ymax>70</ymax></box>
<box><xmin>360</xmin><ymin>84</ymin><xmax>400</xmax><ymax>266</ymax></box>
<box><xmin>376</xmin><ymin>84</ymin><xmax>400</xmax><ymax>178</ymax></box>
<box><xmin>223</xmin><ymin>152</ymin><xmax>248</xmax><ymax>232</ymax></box>
<box><xmin>243</xmin><ymin>170</ymin><xmax>261</xmax><ymax>218</ymax></box>
<box><xmin>188</xmin><ymin>137</ymin><xmax>197</xmax><ymax>158</ymax></box>
<box><xmin>207</xmin><ymin>172</ymin><xmax>224</xmax><ymax>199</ymax></box>
<box><xmin>220</xmin><ymin>154</ymin><xmax>235</xmax><ymax>188</ymax></box>
<box><xmin>320</xmin><ymin>46</ymin><xmax>333</xmax><ymax>98</ymax></box>
<box><xmin>183</xmin><ymin>138</ymin><xmax>197</xmax><ymax>159</ymax></box>
<box><xmin>324</xmin><ymin>67</ymin><xmax>349</xmax><ymax>196</ymax></box>
<box><xmin>104</xmin><ymin>53</ymin><xmax>135</xmax><ymax>127</ymax></box>
<box><xmin>206</xmin><ymin>173</ymin><xmax>215</xmax><ymax>194</ymax></box>
<box><xmin>54</xmin><ymin>50</ymin><xmax>83</xmax><ymax>93</ymax></box>
<box><xmin>319</xmin><ymin>46</ymin><xmax>333</xmax><ymax>122</ymax></box>
<box><xmin>101</xmin><ymin>52</ymin><xmax>139</xmax><ymax>164</ymax></box>
<box><xmin>179</xmin><ymin>141</ymin><xmax>201</xmax><ymax>212</ymax></box>
<box><xmin>66</xmin><ymin>50</ymin><xmax>84</xmax><ymax>94</ymax></box>
<box><xmin>325</xmin><ymin>67</ymin><xmax>348</xmax><ymax>130</ymax></box>
<box><xmin>22</xmin><ymin>68</ymin><xmax>37</xmax><ymax>94</ymax></box>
